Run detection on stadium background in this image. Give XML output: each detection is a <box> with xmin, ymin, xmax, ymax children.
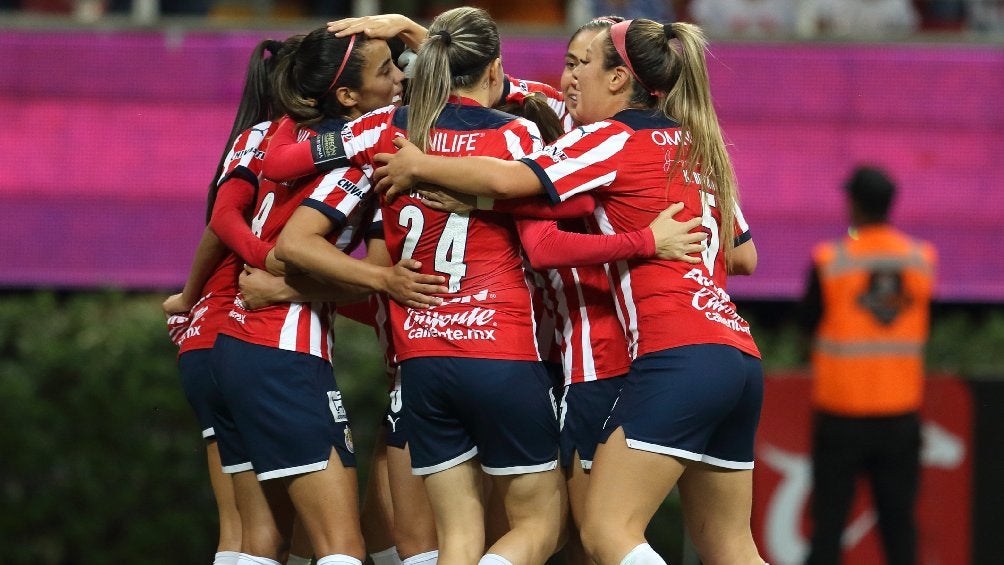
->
<box><xmin>1</xmin><ymin>1</ymin><xmax>1002</xmax><ymax>563</ymax></box>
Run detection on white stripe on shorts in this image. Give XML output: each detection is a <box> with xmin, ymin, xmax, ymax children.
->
<box><xmin>625</xmin><ymin>439</ymin><xmax>754</xmax><ymax>470</ymax></box>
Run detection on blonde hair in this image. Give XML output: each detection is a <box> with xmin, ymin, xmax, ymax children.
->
<box><xmin>601</xmin><ymin>20</ymin><xmax>740</xmax><ymax>256</ymax></box>
<box><xmin>406</xmin><ymin>7</ymin><xmax>500</xmax><ymax>151</ymax></box>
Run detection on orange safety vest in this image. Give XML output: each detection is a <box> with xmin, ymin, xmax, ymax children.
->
<box><xmin>811</xmin><ymin>225</ymin><xmax>937</xmax><ymax>416</ymax></box>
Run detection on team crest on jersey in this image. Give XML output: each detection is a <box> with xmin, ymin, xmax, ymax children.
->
<box><xmin>343</xmin><ymin>427</ymin><xmax>354</xmax><ymax>453</ymax></box>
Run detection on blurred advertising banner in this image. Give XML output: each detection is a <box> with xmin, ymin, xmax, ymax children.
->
<box><xmin>1</xmin><ymin>31</ymin><xmax>1001</xmax><ymax>298</ymax></box>
<box><xmin>752</xmin><ymin>374</ymin><xmax>971</xmax><ymax>565</ymax></box>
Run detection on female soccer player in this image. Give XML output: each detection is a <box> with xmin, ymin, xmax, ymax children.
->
<box><xmin>207</xmin><ymin>27</ymin><xmax>445</xmax><ymax>565</ymax></box>
<box><xmin>373</xmin><ymin>19</ymin><xmax>765</xmax><ymax>565</ymax></box>
<box><xmin>163</xmin><ymin>35</ymin><xmax>308</xmax><ymax>565</ymax></box>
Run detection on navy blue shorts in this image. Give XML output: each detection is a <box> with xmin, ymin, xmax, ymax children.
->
<box><xmin>211</xmin><ymin>334</ymin><xmax>356</xmax><ymax>480</ymax></box>
<box><xmin>559</xmin><ymin>375</ymin><xmax>626</xmax><ymax>470</ymax></box>
<box><xmin>600</xmin><ymin>344</ymin><xmax>763</xmax><ymax>469</ymax></box>
<box><xmin>178</xmin><ymin>348</ymin><xmax>222</xmax><ymax>440</ymax></box>
<box><xmin>401</xmin><ymin>357</ymin><xmax>559</xmax><ymax>476</ymax></box>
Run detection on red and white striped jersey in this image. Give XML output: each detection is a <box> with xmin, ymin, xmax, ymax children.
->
<box><xmin>547</xmin><ymin>217</ymin><xmax>633</xmax><ymax>384</ymax></box>
<box><xmin>175</xmin><ymin>121</ymin><xmax>277</xmax><ymax>354</ymax></box>
<box><xmin>220</xmin><ymin>117</ymin><xmax>372</xmax><ymax>361</ymax></box>
<box><xmin>218</xmin><ymin>121</ymin><xmax>272</xmax><ymax>185</ymax></box>
<box><xmin>336</xmin><ymin>97</ymin><xmax>545</xmax><ymax>362</ymax></box>
<box><xmin>505</xmin><ymin>75</ymin><xmax>573</xmax><ymax>133</ymax></box>
<box><xmin>176</xmin><ymin>255</ymin><xmax>243</xmax><ymax>355</ymax></box>
<box><xmin>521</xmin><ymin>108</ymin><xmax>760</xmax><ymax>359</ymax></box>
<box><xmin>503</xmin><ymin>86</ymin><xmax>632</xmax><ymax>383</ymax></box>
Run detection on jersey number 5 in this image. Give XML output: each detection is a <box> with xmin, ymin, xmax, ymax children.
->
<box><xmin>398</xmin><ymin>204</ymin><xmax>470</xmax><ymax>293</ymax></box>
<box><xmin>700</xmin><ymin>192</ymin><xmax>721</xmax><ymax>276</ymax></box>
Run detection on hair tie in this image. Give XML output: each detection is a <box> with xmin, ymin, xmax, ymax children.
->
<box><xmin>609</xmin><ymin>20</ymin><xmax>658</xmax><ymax>97</ymax></box>
<box><xmin>323</xmin><ymin>33</ymin><xmax>357</xmax><ymax>97</ymax></box>
<box><xmin>664</xmin><ymin>24</ymin><xmax>676</xmax><ymax>40</ymax></box>
<box><xmin>592</xmin><ymin>16</ymin><xmax>618</xmax><ymax>25</ymax></box>
<box><xmin>436</xmin><ymin>30</ymin><xmax>452</xmax><ymax>46</ymax></box>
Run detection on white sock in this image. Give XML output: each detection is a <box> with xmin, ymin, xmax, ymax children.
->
<box><xmin>287</xmin><ymin>554</ymin><xmax>312</xmax><ymax>565</ymax></box>
<box><xmin>370</xmin><ymin>547</ymin><xmax>403</xmax><ymax>565</ymax></box>
<box><xmin>215</xmin><ymin>551</ymin><xmax>242</xmax><ymax>565</ymax></box>
<box><xmin>235</xmin><ymin>554</ymin><xmax>282</xmax><ymax>565</ymax></box>
<box><xmin>619</xmin><ymin>543</ymin><xmax>666</xmax><ymax>565</ymax></box>
<box><xmin>478</xmin><ymin>554</ymin><xmax>513</xmax><ymax>565</ymax></box>
<box><xmin>401</xmin><ymin>550</ymin><xmax>439</xmax><ymax>565</ymax></box>
<box><xmin>315</xmin><ymin>555</ymin><xmax>362</xmax><ymax>565</ymax></box>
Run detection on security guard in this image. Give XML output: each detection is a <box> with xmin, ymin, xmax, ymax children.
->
<box><xmin>801</xmin><ymin>166</ymin><xmax>937</xmax><ymax>565</ymax></box>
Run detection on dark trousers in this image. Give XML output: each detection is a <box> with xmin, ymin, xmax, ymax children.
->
<box><xmin>806</xmin><ymin>411</ymin><xmax>921</xmax><ymax>565</ymax></box>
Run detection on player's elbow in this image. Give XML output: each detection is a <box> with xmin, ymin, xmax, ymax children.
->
<box><xmin>274</xmin><ymin>230</ymin><xmax>301</xmax><ymax>267</ymax></box>
<box><xmin>728</xmin><ymin>240</ymin><xmax>758</xmax><ymax>276</ymax></box>
<box><xmin>525</xmin><ymin>250</ymin><xmax>552</xmax><ymax>271</ymax></box>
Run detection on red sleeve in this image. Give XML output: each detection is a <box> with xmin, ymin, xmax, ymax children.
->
<box><xmin>493</xmin><ymin>193</ymin><xmax>596</xmax><ymax>219</ymax></box>
<box><xmin>336</xmin><ymin>300</ymin><xmax>377</xmax><ymax>328</ymax></box>
<box><xmin>261</xmin><ymin>115</ymin><xmax>318</xmax><ymax>182</ymax></box>
<box><xmin>208</xmin><ymin>178</ymin><xmax>274</xmax><ymax>269</ymax></box>
<box><xmin>515</xmin><ymin>218</ymin><xmax>655</xmax><ymax>270</ymax></box>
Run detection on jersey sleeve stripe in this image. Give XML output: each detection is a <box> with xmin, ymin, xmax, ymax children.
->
<box><xmin>733</xmin><ymin>200</ymin><xmax>752</xmax><ymax>246</ymax></box>
<box><xmin>300</xmin><ymin>199</ymin><xmax>348</xmax><ymax>233</ymax></box>
<box><xmin>519</xmin><ymin>158</ymin><xmax>562</xmax><ymax>205</ymax></box>
<box><xmin>219</xmin><ymin>164</ymin><xmax>259</xmax><ymax>189</ymax></box>
<box><xmin>734</xmin><ymin>229</ymin><xmax>752</xmax><ymax>247</ymax></box>
<box><xmin>547</xmin><ymin>131</ymin><xmax>629</xmax><ymax>184</ymax></box>
<box><xmin>504</xmin><ymin>129</ymin><xmax>528</xmax><ymax>159</ymax></box>
<box><xmin>346</xmin><ymin>120</ymin><xmax>388</xmax><ymax>160</ymax></box>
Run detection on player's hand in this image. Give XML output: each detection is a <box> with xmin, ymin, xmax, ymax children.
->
<box><xmin>162</xmin><ymin>292</ymin><xmax>191</xmax><ymax>317</ymax></box>
<box><xmin>328</xmin><ymin>14</ymin><xmax>415</xmax><ymax>39</ymax></box>
<box><xmin>382</xmin><ymin>259</ymin><xmax>447</xmax><ymax>309</ymax></box>
<box><xmin>238</xmin><ymin>266</ymin><xmax>287</xmax><ymax>310</ymax></box>
<box><xmin>418</xmin><ymin>185</ymin><xmax>475</xmax><ymax>213</ymax></box>
<box><xmin>374</xmin><ymin>137</ymin><xmax>423</xmax><ymax>203</ymax></box>
<box><xmin>649</xmin><ymin>202</ymin><xmax>705</xmax><ymax>263</ymax></box>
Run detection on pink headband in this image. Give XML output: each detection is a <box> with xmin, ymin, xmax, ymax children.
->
<box><xmin>324</xmin><ymin>33</ymin><xmax>357</xmax><ymax>96</ymax></box>
<box><xmin>609</xmin><ymin>20</ymin><xmax>658</xmax><ymax>97</ymax></box>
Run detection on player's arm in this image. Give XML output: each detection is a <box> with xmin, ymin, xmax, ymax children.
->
<box><xmin>418</xmin><ymin>186</ymin><xmax>596</xmax><ymax>219</ymax></box>
<box><xmin>516</xmin><ymin>218</ymin><xmax>652</xmax><ymax>270</ymax></box>
<box><xmin>328</xmin><ymin>14</ymin><xmax>428</xmax><ymax>50</ymax></box>
<box><xmin>261</xmin><ymin>116</ymin><xmax>351</xmax><ymax>183</ymax></box>
<box><xmin>728</xmin><ymin>238</ymin><xmax>757</xmax><ymax>275</ymax></box>
<box><xmin>727</xmin><ymin>204</ymin><xmax>757</xmax><ymax>275</ymax></box>
<box><xmin>238</xmin><ymin>265</ymin><xmax>372</xmax><ymax>309</ymax></box>
<box><xmin>207</xmin><ymin>174</ymin><xmax>282</xmax><ymax>274</ymax></box>
<box><xmin>516</xmin><ymin>202</ymin><xmax>704</xmax><ymax>269</ymax></box>
<box><xmin>276</xmin><ymin>205</ymin><xmax>447</xmax><ymax>309</ymax></box>
<box><xmin>375</xmin><ymin>138</ymin><xmax>543</xmax><ymax>201</ymax></box>
<box><xmin>163</xmin><ymin>227</ymin><xmax>227</xmax><ymax>315</ymax></box>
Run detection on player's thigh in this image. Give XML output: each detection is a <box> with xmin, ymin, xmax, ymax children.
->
<box><xmin>678</xmin><ymin>464</ymin><xmax>754</xmax><ymax>538</ymax></box>
<box><xmin>585</xmin><ymin>427</ymin><xmax>684</xmax><ymax>534</ymax></box>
